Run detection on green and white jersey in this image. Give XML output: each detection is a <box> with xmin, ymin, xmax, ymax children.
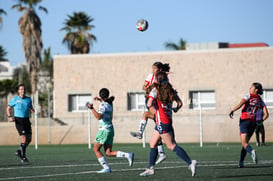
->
<box><xmin>98</xmin><ymin>101</ymin><xmax>113</xmax><ymax>132</ymax></box>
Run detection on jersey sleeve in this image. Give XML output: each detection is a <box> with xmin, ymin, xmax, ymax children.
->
<box><xmin>98</xmin><ymin>102</ymin><xmax>106</xmax><ymax>114</ymax></box>
<box><xmin>145</xmin><ymin>73</ymin><xmax>153</xmax><ymax>83</ymax></box>
<box><xmin>262</xmin><ymin>100</ymin><xmax>266</xmax><ymax>108</ymax></box>
<box><xmin>243</xmin><ymin>94</ymin><xmax>250</xmax><ymax>101</ymax></box>
<box><xmin>8</xmin><ymin>97</ymin><xmax>16</xmax><ymax>107</ymax></box>
<box><xmin>148</xmin><ymin>88</ymin><xmax>157</xmax><ymax>100</ymax></box>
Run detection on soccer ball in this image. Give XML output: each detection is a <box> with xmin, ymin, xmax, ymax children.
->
<box><xmin>136</xmin><ymin>19</ymin><xmax>149</xmax><ymax>31</ymax></box>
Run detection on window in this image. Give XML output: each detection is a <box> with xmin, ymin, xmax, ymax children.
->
<box><xmin>127</xmin><ymin>92</ymin><xmax>146</xmax><ymax>111</ymax></box>
<box><xmin>263</xmin><ymin>89</ymin><xmax>273</xmax><ymax>108</ymax></box>
<box><xmin>189</xmin><ymin>90</ymin><xmax>216</xmax><ymax>110</ymax></box>
<box><xmin>0</xmin><ymin>65</ymin><xmax>8</xmax><ymax>72</ymax></box>
<box><xmin>68</xmin><ymin>94</ymin><xmax>91</xmax><ymax>112</ymax></box>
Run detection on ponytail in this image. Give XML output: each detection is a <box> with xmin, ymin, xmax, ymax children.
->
<box><xmin>253</xmin><ymin>82</ymin><xmax>263</xmax><ymax>95</ymax></box>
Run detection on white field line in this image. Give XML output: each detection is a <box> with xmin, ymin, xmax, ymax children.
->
<box><xmin>0</xmin><ymin>160</ymin><xmax>272</xmax><ymax>180</ymax></box>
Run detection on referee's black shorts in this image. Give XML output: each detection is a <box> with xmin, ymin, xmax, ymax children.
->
<box><xmin>14</xmin><ymin>117</ymin><xmax>32</xmax><ymax>136</ymax></box>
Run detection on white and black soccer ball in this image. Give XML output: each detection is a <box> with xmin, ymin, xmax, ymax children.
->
<box><xmin>136</xmin><ymin>19</ymin><xmax>149</xmax><ymax>31</ymax></box>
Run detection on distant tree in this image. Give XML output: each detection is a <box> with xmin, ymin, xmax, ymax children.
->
<box><xmin>165</xmin><ymin>38</ymin><xmax>187</xmax><ymax>50</ymax></box>
<box><xmin>61</xmin><ymin>11</ymin><xmax>97</xmax><ymax>54</ymax></box>
<box><xmin>0</xmin><ymin>46</ymin><xmax>8</xmax><ymax>61</ymax></box>
<box><xmin>0</xmin><ymin>9</ymin><xmax>7</xmax><ymax>28</ymax></box>
<box><xmin>41</xmin><ymin>47</ymin><xmax>53</xmax><ymax>78</ymax></box>
<box><xmin>13</xmin><ymin>65</ymin><xmax>31</xmax><ymax>95</ymax></box>
<box><xmin>39</xmin><ymin>47</ymin><xmax>53</xmax><ymax>117</ymax></box>
<box><xmin>0</xmin><ymin>79</ymin><xmax>18</xmax><ymax>121</ymax></box>
<box><xmin>12</xmin><ymin>0</ymin><xmax>48</xmax><ymax>94</ymax></box>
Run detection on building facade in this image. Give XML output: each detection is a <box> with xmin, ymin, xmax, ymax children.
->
<box><xmin>53</xmin><ymin>47</ymin><xmax>273</xmax><ymax>143</ymax></box>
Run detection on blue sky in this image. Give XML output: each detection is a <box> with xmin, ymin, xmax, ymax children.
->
<box><xmin>1</xmin><ymin>0</ymin><xmax>273</xmax><ymax>66</ymax></box>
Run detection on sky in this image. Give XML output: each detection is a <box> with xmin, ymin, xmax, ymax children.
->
<box><xmin>1</xmin><ymin>0</ymin><xmax>273</xmax><ymax>66</ymax></box>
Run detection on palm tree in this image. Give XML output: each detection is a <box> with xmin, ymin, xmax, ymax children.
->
<box><xmin>0</xmin><ymin>46</ymin><xmax>8</xmax><ymax>61</ymax></box>
<box><xmin>0</xmin><ymin>9</ymin><xmax>7</xmax><ymax>29</ymax></box>
<box><xmin>61</xmin><ymin>12</ymin><xmax>97</xmax><ymax>54</ymax></box>
<box><xmin>11</xmin><ymin>0</ymin><xmax>48</xmax><ymax>94</ymax></box>
<box><xmin>165</xmin><ymin>38</ymin><xmax>187</xmax><ymax>50</ymax></box>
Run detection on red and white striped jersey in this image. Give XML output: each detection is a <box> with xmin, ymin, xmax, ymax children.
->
<box><xmin>145</xmin><ymin>73</ymin><xmax>156</xmax><ymax>86</ymax></box>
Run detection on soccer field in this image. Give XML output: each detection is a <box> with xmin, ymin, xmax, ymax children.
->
<box><xmin>0</xmin><ymin>143</ymin><xmax>272</xmax><ymax>181</ymax></box>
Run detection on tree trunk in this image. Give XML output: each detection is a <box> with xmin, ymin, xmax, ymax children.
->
<box><xmin>31</xmin><ymin>71</ymin><xmax>37</xmax><ymax>94</ymax></box>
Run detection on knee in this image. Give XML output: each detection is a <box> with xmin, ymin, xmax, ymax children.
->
<box><xmin>166</xmin><ymin>143</ymin><xmax>176</xmax><ymax>151</ymax></box>
<box><xmin>149</xmin><ymin>141</ymin><xmax>157</xmax><ymax>148</ymax></box>
<box><xmin>93</xmin><ymin>147</ymin><xmax>99</xmax><ymax>153</ymax></box>
<box><xmin>105</xmin><ymin>150</ymin><xmax>112</xmax><ymax>157</ymax></box>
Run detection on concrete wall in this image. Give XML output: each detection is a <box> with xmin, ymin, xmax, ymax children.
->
<box><xmin>1</xmin><ymin>116</ymin><xmax>273</xmax><ymax>145</ymax></box>
<box><xmin>46</xmin><ymin>47</ymin><xmax>273</xmax><ymax>144</ymax></box>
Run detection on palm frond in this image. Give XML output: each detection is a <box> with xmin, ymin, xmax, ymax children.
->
<box><xmin>38</xmin><ymin>6</ymin><xmax>48</xmax><ymax>14</ymax></box>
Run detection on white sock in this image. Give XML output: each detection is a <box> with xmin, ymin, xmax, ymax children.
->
<box><xmin>98</xmin><ymin>156</ymin><xmax>110</xmax><ymax>169</ymax></box>
<box><xmin>157</xmin><ymin>144</ymin><xmax>166</xmax><ymax>156</ymax></box>
<box><xmin>138</xmin><ymin>120</ymin><xmax>147</xmax><ymax>134</ymax></box>
<box><xmin>116</xmin><ymin>151</ymin><xmax>129</xmax><ymax>158</ymax></box>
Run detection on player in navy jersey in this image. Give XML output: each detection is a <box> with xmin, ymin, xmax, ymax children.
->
<box><xmin>6</xmin><ymin>84</ymin><xmax>35</xmax><ymax>163</ymax></box>
<box><xmin>229</xmin><ymin>82</ymin><xmax>269</xmax><ymax>168</ymax></box>
<box><xmin>139</xmin><ymin>71</ymin><xmax>197</xmax><ymax>177</ymax></box>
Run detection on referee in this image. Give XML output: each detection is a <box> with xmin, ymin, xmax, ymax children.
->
<box><xmin>6</xmin><ymin>84</ymin><xmax>35</xmax><ymax>163</ymax></box>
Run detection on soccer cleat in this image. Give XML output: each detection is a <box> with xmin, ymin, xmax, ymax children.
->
<box><xmin>127</xmin><ymin>152</ymin><xmax>134</xmax><ymax>167</ymax></box>
<box><xmin>155</xmin><ymin>154</ymin><xmax>167</xmax><ymax>165</ymax></box>
<box><xmin>189</xmin><ymin>160</ymin><xmax>197</xmax><ymax>177</ymax></box>
<box><xmin>21</xmin><ymin>157</ymin><xmax>29</xmax><ymax>163</ymax></box>
<box><xmin>15</xmin><ymin>149</ymin><xmax>22</xmax><ymax>160</ymax></box>
<box><xmin>139</xmin><ymin>167</ymin><xmax>154</xmax><ymax>176</ymax></box>
<box><xmin>97</xmin><ymin>168</ymin><xmax>111</xmax><ymax>173</ymax></box>
<box><xmin>238</xmin><ymin>161</ymin><xmax>244</xmax><ymax>168</ymax></box>
<box><xmin>130</xmin><ymin>131</ymin><xmax>142</xmax><ymax>139</ymax></box>
<box><xmin>251</xmin><ymin>150</ymin><xmax>258</xmax><ymax>164</ymax></box>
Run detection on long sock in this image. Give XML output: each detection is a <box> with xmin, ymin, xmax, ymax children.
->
<box><xmin>173</xmin><ymin>145</ymin><xmax>192</xmax><ymax>165</ymax></box>
<box><xmin>240</xmin><ymin>147</ymin><xmax>247</xmax><ymax>162</ymax></box>
<box><xmin>116</xmin><ymin>151</ymin><xmax>129</xmax><ymax>158</ymax></box>
<box><xmin>245</xmin><ymin>145</ymin><xmax>253</xmax><ymax>154</ymax></box>
<box><xmin>157</xmin><ymin>144</ymin><xmax>166</xmax><ymax>156</ymax></box>
<box><xmin>98</xmin><ymin>156</ymin><xmax>110</xmax><ymax>169</ymax></box>
<box><xmin>20</xmin><ymin>143</ymin><xmax>26</xmax><ymax>157</ymax></box>
<box><xmin>138</xmin><ymin>120</ymin><xmax>147</xmax><ymax>134</ymax></box>
<box><xmin>149</xmin><ymin>148</ymin><xmax>158</xmax><ymax>168</ymax></box>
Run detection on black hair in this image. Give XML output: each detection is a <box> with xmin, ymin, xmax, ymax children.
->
<box><xmin>253</xmin><ymin>82</ymin><xmax>263</xmax><ymax>95</ymax></box>
<box><xmin>153</xmin><ymin>62</ymin><xmax>170</xmax><ymax>73</ymax></box>
<box><xmin>153</xmin><ymin>62</ymin><xmax>163</xmax><ymax>69</ymax></box>
<box><xmin>161</xmin><ymin>63</ymin><xmax>170</xmax><ymax>72</ymax></box>
<box><xmin>16</xmin><ymin>84</ymin><xmax>25</xmax><ymax>91</ymax></box>
<box><xmin>99</xmin><ymin>88</ymin><xmax>115</xmax><ymax>105</ymax></box>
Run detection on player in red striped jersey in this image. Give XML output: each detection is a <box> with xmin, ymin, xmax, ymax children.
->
<box><xmin>139</xmin><ymin>71</ymin><xmax>197</xmax><ymax>177</ymax></box>
<box><xmin>130</xmin><ymin>62</ymin><xmax>170</xmax><ymax>164</ymax></box>
<box><xmin>229</xmin><ymin>82</ymin><xmax>269</xmax><ymax>168</ymax></box>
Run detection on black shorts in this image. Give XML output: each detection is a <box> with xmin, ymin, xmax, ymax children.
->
<box><xmin>15</xmin><ymin>117</ymin><xmax>32</xmax><ymax>135</ymax></box>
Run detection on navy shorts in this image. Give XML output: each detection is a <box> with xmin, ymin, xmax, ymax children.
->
<box><xmin>155</xmin><ymin>122</ymin><xmax>174</xmax><ymax>134</ymax></box>
<box><xmin>15</xmin><ymin>117</ymin><xmax>32</xmax><ymax>136</ymax></box>
<box><xmin>239</xmin><ymin>119</ymin><xmax>256</xmax><ymax>136</ymax></box>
